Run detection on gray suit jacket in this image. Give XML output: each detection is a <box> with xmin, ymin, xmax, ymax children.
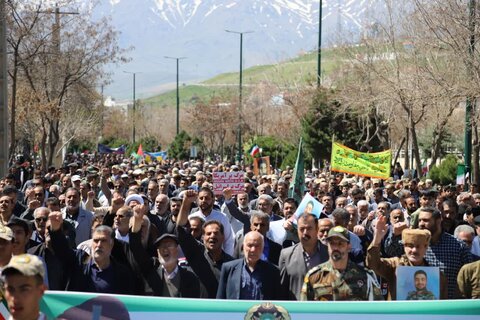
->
<box><xmin>279</xmin><ymin>241</ymin><xmax>328</xmax><ymax>300</ymax></box>
<box><xmin>62</xmin><ymin>207</ymin><xmax>93</xmax><ymax>246</ymax></box>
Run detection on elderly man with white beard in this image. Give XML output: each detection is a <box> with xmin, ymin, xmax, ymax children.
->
<box><xmin>128</xmin><ymin>206</ymin><xmax>206</xmax><ymax>297</ymax></box>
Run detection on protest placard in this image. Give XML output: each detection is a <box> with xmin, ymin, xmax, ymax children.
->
<box><xmin>212</xmin><ymin>171</ymin><xmax>244</xmax><ymax>195</ymax></box>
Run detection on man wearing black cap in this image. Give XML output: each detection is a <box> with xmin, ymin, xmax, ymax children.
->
<box><xmin>301</xmin><ymin>226</ymin><xmax>383</xmax><ymax>301</ymax></box>
<box><xmin>129</xmin><ymin>208</ymin><xmax>205</xmax><ymax>297</ymax></box>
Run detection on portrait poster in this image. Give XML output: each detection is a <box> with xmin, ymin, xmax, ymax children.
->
<box><xmin>396</xmin><ymin>266</ymin><xmax>440</xmax><ymax>300</ymax></box>
<box><xmin>293</xmin><ymin>193</ymin><xmax>324</xmax><ymax>219</ymax></box>
<box><xmin>253</xmin><ymin>156</ymin><xmax>271</xmax><ymax>176</ymax></box>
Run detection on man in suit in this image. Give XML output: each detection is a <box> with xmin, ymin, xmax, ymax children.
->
<box><xmin>279</xmin><ymin>213</ymin><xmax>329</xmax><ymax>300</ymax></box>
<box><xmin>233</xmin><ymin>211</ymin><xmax>282</xmax><ymax>265</ymax></box>
<box><xmin>216</xmin><ymin>231</ymin><xmax>283</xmax><ymax>300</ymax></box>
<box><xmin>223</xmin><ymin>188</ymin><xmax>282</xmax><ymax>265</ymax></box>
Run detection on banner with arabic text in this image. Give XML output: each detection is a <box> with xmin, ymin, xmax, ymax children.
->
<box><xmin>331</xmin><ymin>142</ymin><xmax>391</xmax><ymax>179</ymax></box>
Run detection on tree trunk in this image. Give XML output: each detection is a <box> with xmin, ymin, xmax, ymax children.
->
<box><xmin>410</xmin><ymin>116</ymin><xmax>423</xmax><ymax>177</ymax></box>
<box><xmin>472</xmin><ymin>122</ymin><xmax>480</xmax><ymax>186</ymax></box>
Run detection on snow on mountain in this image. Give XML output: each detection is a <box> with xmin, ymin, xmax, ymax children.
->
<box><xmin>93</xmin><ymin>0</ymin><xmax>383</xmax><ymax>99</ymax></box>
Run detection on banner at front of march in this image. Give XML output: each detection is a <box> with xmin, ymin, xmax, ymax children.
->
<box><xmin>331</xmin><ymin>142</ymin><xmax>392</xmax><ymax>179</ymax></box>
<box><xmin>39</xmin><ymin>291</ymin><xmax>480</xmax><ymax>319</ymax></box>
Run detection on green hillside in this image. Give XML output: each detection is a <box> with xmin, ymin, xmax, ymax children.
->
<box><xmin>143</xmin><ymin>48</ymin><xmax>341</xmax><ymax>108</ymax></box>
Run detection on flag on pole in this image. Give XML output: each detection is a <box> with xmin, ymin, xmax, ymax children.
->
<box><xmin>250</xmin><ymin>145</ymin><xmax>260</xmax><ymax>157</ymax></box>
<box><xmin>421</xmin><ymin>160</ymin><xmax>429</xmax><ymax>176</ymax></box>
<box><xmin>288</xmin><ymin>138</ymin><xmax>305</xmax><ymax>204</ymax></box>
<box><xmin>457</xmin><ymin>164</ymin><xmax>466</xmax><ymax>185</ymax></box>
<box><xmin>137</xmin><ymin>144</ymin><xmax>144</xmax><ymax>157</ymax></box>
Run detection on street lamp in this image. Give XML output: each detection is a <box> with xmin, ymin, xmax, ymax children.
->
<box><xmin>123</xmin><ymin>71</ymin><xmax>140</xmax><ymax>143</ymax></box>
<box><xmin>464</xmin><ymin>0</ymin><xmax>476</xmax><ymax>189</ymax></box>
<box><xmin>165</xmin><ymin>56</ymin><xmax>186</xmax><ymax>136</ymax></box>
<box><xmin>225</xmin><ymin>29</ymin><xmax>253</xmax><ymax>164</ymax></box>
<box><xmin>317</xmin><ymin>0</ymin><xmax>323</xmax><ymax>87</ymax></box>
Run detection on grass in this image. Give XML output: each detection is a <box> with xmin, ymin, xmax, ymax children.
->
<box><xmin>142</xmin><ymin>47</ymin><xmax>344</xmax><ymax>108</ymax></box>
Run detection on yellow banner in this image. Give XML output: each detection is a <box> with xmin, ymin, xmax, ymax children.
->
<box><xmin>331</xmin><ymin>142</ymin><xmax>392</xmax><ymax>179</ymax></box>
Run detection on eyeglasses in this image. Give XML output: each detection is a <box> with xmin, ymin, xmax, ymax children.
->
<box><xmin>35</xmin><ymin>217</ymin><xmax>48</xmax><ymax>223</ymax></box>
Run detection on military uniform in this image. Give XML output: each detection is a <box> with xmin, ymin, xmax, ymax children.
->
<box><xmin>406</xmin><ymin>289</ymin><xmax>436</xmax><ymax>300</ymax></box>
<box><xmin>300</xmin><ymin>260</ymin><xmax>383</xmax><ymax>301</ymax></box>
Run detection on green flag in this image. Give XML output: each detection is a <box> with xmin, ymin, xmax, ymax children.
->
<box><xmin>288</xmin><ymin>138</ymin><xmax>305</xmax><ymax>204</ymax></box>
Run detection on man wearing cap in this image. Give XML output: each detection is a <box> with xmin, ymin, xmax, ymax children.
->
<box><xmin>7</xmin><ymin>217</ymin><xmax>33</xmax><ymax>255</ymax></box>
<box><xmin>367</xmin><ymin>215</ymin><xmax>447</xmax><ymax>299</ymax></box>
<box><xmin>1</xmin><ymin>254</ymin><xmax>47</xmax><ymax>320</ymax></box>
<box><xmin>301</xmin><ymin>226</ymin><xmax>383</xmax><ymax>301</ymax></box>
<box><xmin>384</xmin><ymin>207</ymin><xmax>473</xmax><ymax>298</ymax></box>
<box><xmin>0</xmin><ymin>225</ymin><xmax>14</xmax><ymax>270</ymax></box>
<box><xmin>128</xmin><ymin>209</ymin><xmax>205</xmax><ymax>297</ymax></box>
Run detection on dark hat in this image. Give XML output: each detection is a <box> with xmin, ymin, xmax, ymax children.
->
<box><xmin>326</xmin><ymin>226</ymin><xmax>350</xmax><ymax>243</ymax></box>
<box><xmin>153</xmin><ymin>234</ymin><xmax>178</xmax><ymax>248</ymax></box>
<box><xmin>474</xmin><ymin>215</ymin><xmax>480</xmax><ymax>225</ymax></box>
<box><xmin>420</xmin><ymin>189</ymin><xmax>437</xmax><ymax>198</ymax></box>
<box><xmin>6</xmin><ymin>217</ymin><xmax>31</xmax><ymax>234</ymax></box>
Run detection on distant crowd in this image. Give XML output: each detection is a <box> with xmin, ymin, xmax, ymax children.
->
<box><xmin>0</xmin><ymin>154</ymin><xmax>479</xmax><ymax>304</ymax></box>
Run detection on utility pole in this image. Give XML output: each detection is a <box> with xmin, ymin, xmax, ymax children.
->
<box><xmin>165</xmin><ymin>56</ymin><xmax>186</xmax><ymax>136</ymax></box>
<box><xmin>124</xmin><ymin>71</ymin><xmax>139</xmax><ymax>143</ymax></box>
<box><xmin>225</xmin><ymin>29</ymin><xmax>253</xmax><ymax>164</ymax></box>
<box><xmin>0</xmin><ymin>1</ymin><xmax>8</xmax><ymax>177</ymax></box>
<box><xmin>465</xmin><ymin>0</ymin><xmax>476</xmax><ymax>190</ymax></box>
<box><xmin>317</xmin><ymin>0</ymin><xmax>323</xmax><ymax>87</ymax></box>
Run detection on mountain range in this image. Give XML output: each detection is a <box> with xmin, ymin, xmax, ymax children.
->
<box><xmin>92</xmin><ymin>0</ymin><xmax>383</xmax><ymax>100</ymax></box>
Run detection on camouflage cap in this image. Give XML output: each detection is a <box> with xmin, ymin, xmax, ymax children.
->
<box><xmin>0</xmin><ymin>224</ymin><xmax>13</xmax><ymax>241</ymax></box>
<box><xmin>1</xmin><ymin>254</ymin><xmax>45</xmax><ymax>280</ymax></box>
<box><xmin>326</xmin><ymin>226</ymin><xmax>350</xmax><ymax>243</ymax></box>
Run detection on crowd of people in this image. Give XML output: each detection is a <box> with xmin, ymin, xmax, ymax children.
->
<box><xmin>0</xmin><ymin>154</ymin><xmax>479</xmax><ymax>318</ymax></box>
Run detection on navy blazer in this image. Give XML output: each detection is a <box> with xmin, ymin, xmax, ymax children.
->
<box><xmin>216</xmin><ymin>258</ymin><xmax>284</xmax><ymax>300</ymax></box>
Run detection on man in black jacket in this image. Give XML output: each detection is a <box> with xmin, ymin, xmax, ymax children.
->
<box><xmin>129</xmin><ymin>205</ymin><xmax>206</xmax><ymax>298</ymax></box>
<box><xmin>48</xmin><ymin>211</ymin><xmax>136</xmax><ymax>295</ymax></box>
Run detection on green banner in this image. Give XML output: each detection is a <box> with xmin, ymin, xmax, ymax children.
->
<box><xmin>36</xmin><ymin>291</ymin><xmax>480</xmax><ymax>319</ymax></box>
<box><xmin>331</xmin><ymin>142</ymin><xmax>392</xmax><ymax>179</ymax></box>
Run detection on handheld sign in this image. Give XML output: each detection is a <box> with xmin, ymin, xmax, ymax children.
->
<box><xmin>212</xmin><ymin>171</ymin><xmax>244</xmax><ymax>195</ymax></box>
<box><xmin>396</xmin><ymin>266</ymin><xmax>440</xmax><ymax>300</ymax></box>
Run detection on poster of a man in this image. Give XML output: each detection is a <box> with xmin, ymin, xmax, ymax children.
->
<box><xmin>397</xmin><ymin>266</ymin><xmax>440</xmax><ymax>300</ymax></box>
<box><xmin>406</xmin><ymin>270</ymin><xmax>436</xmax><ymax>300</ymax></box>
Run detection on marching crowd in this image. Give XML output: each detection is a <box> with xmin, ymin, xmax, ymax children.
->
<box><xmin>0</xmin><ymin>154</ymin><xmax>479</xmax><ymax>318</ymax></box>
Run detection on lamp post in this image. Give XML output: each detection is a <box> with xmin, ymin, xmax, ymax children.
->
<box><xmin>317</xmin><ymin>0</ymin><xmax>323</xmax><ymax>87</ymax></box>
<box><xmin>465</xmin><ymin>0</ymin><xmax>476</xmax><ymax>190</ymax></box>
<box><xmin>225</xmin><ymin>29</ymin><xmax>253</xmax><ymax>164</ymax></box>
<box><xmin>123</xmin><ymin>71</ymin><xmax>139</xmax><ymax>143</ymax></box>
<box><xmin>165</xmin><ymin>56</ymin><xmax>186</xmax><ymax>136</ymax></box>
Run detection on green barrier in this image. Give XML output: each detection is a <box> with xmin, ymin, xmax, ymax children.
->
<box><xmin>40</xmin><ymin>291</ymin><xmax>480</xmax><ymax>320</ymax></box>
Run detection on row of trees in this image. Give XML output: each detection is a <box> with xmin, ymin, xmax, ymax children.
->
<box><xmin>7</xmin><ymin>0</ymin><xmax>129</xmax><ymax>168</ymax></box>
<box><xmin>166</xmin><ymin>0</ymin><xmax>478</xmax><ymax>185</ymax></box>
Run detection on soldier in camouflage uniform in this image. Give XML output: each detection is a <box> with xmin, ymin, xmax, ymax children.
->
<box><xmin>406</xmin><ymin>270</ymin><xmax>436</xmax><ymax>300</ymax></box>
<box><xmin>300</xmin><ymin>226</ymin><xmax>383</xmax><ymax>301</ymax></box>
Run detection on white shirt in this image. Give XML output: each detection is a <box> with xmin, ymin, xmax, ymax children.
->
<box><xmin>189</xmin><ymin>209</ymin><xmax>235</xmax><ymax>256</ymax></box>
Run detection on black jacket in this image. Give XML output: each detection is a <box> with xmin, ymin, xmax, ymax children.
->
<box><xmin>129</xmin><ymin>230</ymin><xmax>204</xmax><ymax>298</ymax></box>
<box><xmin>49</xmin><ymin>228</ymin><xmax>136</xmax><ymax>295</ymax></box>
<box><xmin>176</xmin><ymin>225</ymin><xmax>234</xmax><ymax>298</ymax></box>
